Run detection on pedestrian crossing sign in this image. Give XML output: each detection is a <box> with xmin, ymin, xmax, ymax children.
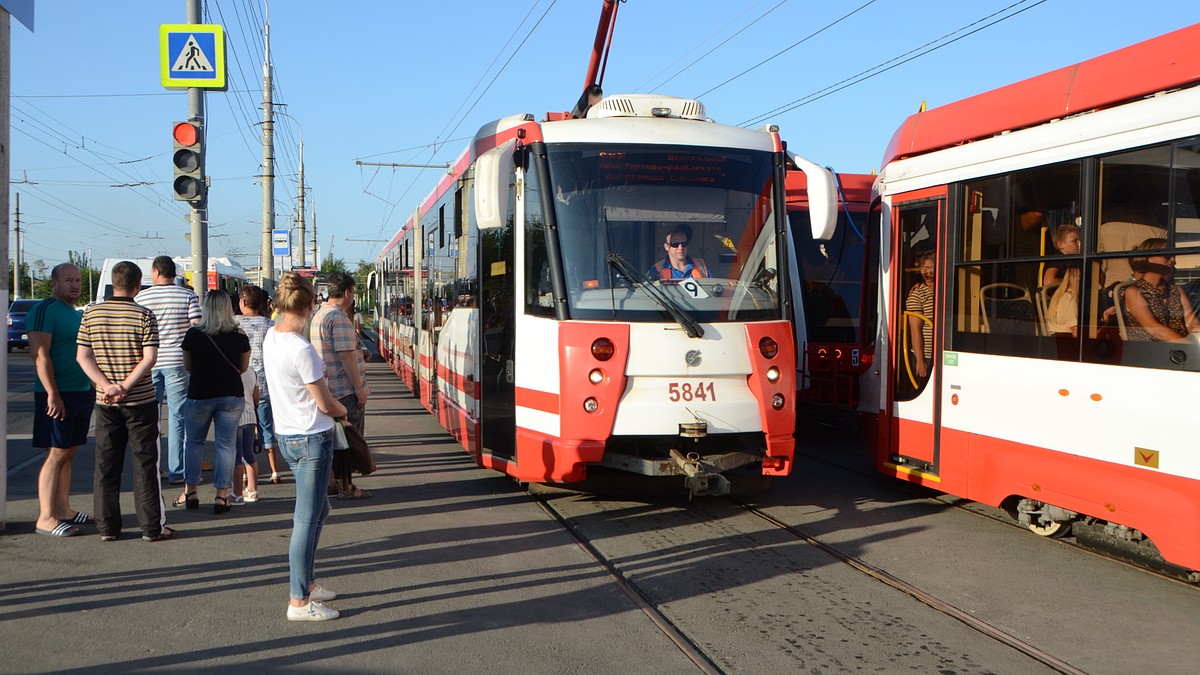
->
<box><xmin>160</xmin><ymin>24</ymin><xmax>226</xmax><ymax>90</ymax></box>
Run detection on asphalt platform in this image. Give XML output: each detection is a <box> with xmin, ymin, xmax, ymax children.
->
<box><xmin>0</xmin><ymin>360</ymin><xmax>697</xmax><ymax>673</ymax></box>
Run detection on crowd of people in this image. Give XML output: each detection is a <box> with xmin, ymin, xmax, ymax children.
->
<box><xmin>26</xmin><ymin>257</ymin><xmax>370</xmax><ymax>621</ymax></box>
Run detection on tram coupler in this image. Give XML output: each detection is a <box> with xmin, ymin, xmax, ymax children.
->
<box><xmin>669</xmin><ymin>449</ymin><xmax>730</xmax><ymax>497</ymax></box>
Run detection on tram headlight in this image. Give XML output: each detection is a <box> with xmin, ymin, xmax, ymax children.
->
<box><xmin>583</xmin><ymin>397</ymin><xmax>600</xmax><ymax>413</ymax></box>
<box><xmin>771</xmin><ymin>393</ymin><xmax>785</xmax><ymax>410</ymax></box>
<box><xmin>759</xmin><ymin>336</ymin><xmax>778</xmax><ymax>359</ymax></box>
<box><xmin>766</xmin><ymin>366</ymin><xmax>780</xmax><ymax>383</ymax></box>
<box><xmin>588</xmin><ymin>369</ymin><xmax>604</xmax><ymax>384</ymax></box>
<box><xmin>591</xmin><ymin>337</ymin><xmax>615</xmax><ymax>361</ymax></box>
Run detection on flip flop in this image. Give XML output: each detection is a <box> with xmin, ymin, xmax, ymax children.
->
<box><xmin>36</xmin><ymin>522</ymin><xmax>80</xmax><ymax>537</ymax></box>
<box><xmin>66</xmin><ymin>512</ymin><xmax>95</xmax><ymax>525</ymax></box>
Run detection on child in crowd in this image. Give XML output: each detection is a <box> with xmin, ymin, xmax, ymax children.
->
<box><xmin>232</xmin><ymin>368</ymin><xmax>261</xmax><ymax>505</ymax></box>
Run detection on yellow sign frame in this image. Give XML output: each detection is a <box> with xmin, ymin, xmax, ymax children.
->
<box><xmin>160</xmin><ymin>24</ymin><xmax>226</xmax><ymax>90</ymax></box>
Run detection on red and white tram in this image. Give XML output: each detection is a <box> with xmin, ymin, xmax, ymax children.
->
<box><xmin>374</xmin><ymin>2</ymin><xmax>837</xmax><ymax>494</ymax></box>
<box><xmin>867</xmin><ymin>23</ymin><xmax>1200</xmax><ymax>574</ymax></box>
<box><xmin>375</xmin><ymin>106</ymin><xmax>836</xmax><ymax>494</ymax></box>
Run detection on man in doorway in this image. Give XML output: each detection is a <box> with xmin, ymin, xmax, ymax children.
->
<box><xmin>29</xmin><ymin>263</ymin><xmax>95</xmax><ymax>537</ymax></box>
<box><xmin>135</xmin><ymin>256</ymin><xmax>200</xmax><ymax>485</ymax></box>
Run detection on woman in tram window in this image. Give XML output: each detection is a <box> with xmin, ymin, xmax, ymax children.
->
<box><xmin>905</xmin><ymin>251</ymin><xmax>936</xmax><ymax>379</ymax></box>
<box><xmin>1122</xmin><ymin>238</ymin><xmax>1200</xmax><ymax>342</ymax></box>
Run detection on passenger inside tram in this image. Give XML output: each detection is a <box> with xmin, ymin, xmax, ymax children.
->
<box><xmin>1044</xmin><ymin>224</ymin><xmax>1082</xmax><ymax>337</ymax></box>
<box><xmin>1120</xmin><ymin>238</ymin><xmax>1200</xmax><ymax>342</ymax></box>
<box><xmin>905</xmin><ymin>251</ymin><xmax>936</xmax><ymax>379</ymax></box>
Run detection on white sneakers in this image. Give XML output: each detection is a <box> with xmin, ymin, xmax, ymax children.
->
<box><xmin>286</xmin><ymin>585</ymin><xmax>339</xmax><ymax>621</ymax></box>
<box><xmin>287</xmin><ymin>600</ymin><xmax>339</xmax><ymax>622</ymax></box>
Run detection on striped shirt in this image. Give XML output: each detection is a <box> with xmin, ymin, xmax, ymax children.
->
<box><xmin>135</xmin><ymin>283</ymin><xmax>200</xmax><ymax>369</ymax></box>
<box><xmin>309</xmin><ymin>304</ymin><xmax>358</xmax><ymax>399</ymax></box>
<box><xmin>77</xmin><ymin>297</ymin><xmax>160</xmax><ymax>406</ymax></box>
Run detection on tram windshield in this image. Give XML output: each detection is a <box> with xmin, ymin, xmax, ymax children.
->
<box><xmin>543</xmin><ymin>143</ymin><xmax>782</xmax><ymax>323</ymax></box>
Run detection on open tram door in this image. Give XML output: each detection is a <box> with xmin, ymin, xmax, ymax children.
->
<box><xmin>884</xmin><ymin>187</ymin><xmax>946</xmax><ymax>479</ymax></box>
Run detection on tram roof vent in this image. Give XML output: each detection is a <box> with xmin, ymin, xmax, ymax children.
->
<box><xmin>588</xmin><ymin>94</ymin><xmax>709</xmax><ymax>121</ymax></box>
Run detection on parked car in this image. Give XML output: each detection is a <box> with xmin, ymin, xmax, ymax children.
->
<box><xmin>7</xmin><ymin>298</ymin><xmax>38</xmax><ymax>352</ymax></box>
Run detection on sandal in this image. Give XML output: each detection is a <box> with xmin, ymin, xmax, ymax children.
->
<box><xmin>143</xmin><ymin>526</ymin><xmax>178</xmax><ymax>542</ymax></box>
<box><xmin>214</xmin><ymin>495</ymin><xmax>231</xmax><ymax>515</ymax></box>
<box><xmin>337</xmin><ymin>487</ymin><xmax>373</xmax><ymax>500</ymax></box>
<box><xmin>173</xmin><ymin>491</ymin><xmax>199</xmax><ymax>510</ymax></box>
<box><xmin>244</xmin><ymin>490</ymin><xmax>259</xmax><ymax>503</ymax></box>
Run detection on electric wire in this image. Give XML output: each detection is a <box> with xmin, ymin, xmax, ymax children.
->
<box><xmin>739</xmin><ymin>0</ymin><xmax>1050</xmax><ymax>128</ymax></box>
<box><xmin>694</xmin><ymin>0</ymin><xmax>878</xmax><ymax>100</ymax></box>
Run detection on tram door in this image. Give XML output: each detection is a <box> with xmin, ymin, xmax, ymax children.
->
<box><xmin>888</xmin><ymin>191</ymin><xmax>945</xmax><ymax>472</ymax></box>
<box><xmin>479</xmin><ymin>188</ymin><xmax>516</xmax><ymax>461</ymax></box>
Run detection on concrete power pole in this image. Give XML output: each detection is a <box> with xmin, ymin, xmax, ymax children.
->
<box><xmin>186</xmin><ymin>0</ymin><xmax>207</xmax><ymax>300</ymax></box>
<box><xmin>12</xmin><ymin>192</ymin><xmax>19</xmax><ymax>298</ymax></box>
<box><xmin>297</xmin><ymin>139</ymin><xmax>306</xmax><ymax>267</ymax></box>
<box><xmin>311</xmin><ymin>196</ymin><xmax>318</xmax><ymax>267</ymax></box>
<box><xmin>260</xmin><ymin>13</ymin><xmax>274</xmax><ymax>290</ymax></box>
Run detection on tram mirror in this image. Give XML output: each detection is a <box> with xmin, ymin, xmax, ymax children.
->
<box><xmin>475</xmin><ymin>139</ymin><xmax>517</xmax><ymax>230</ymax></box>
<box><xmin>789</xmin><ymin>152</ymin><xmax>838</xmax><ymax>241</ymax></box>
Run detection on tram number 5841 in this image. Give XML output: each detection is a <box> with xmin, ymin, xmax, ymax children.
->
<box><xmin>668</xmin><ymin>382</ymin><xmax>717</xmax><ymax>402</ymax></box>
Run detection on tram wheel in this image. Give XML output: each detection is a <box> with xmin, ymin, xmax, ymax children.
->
<box><xmin>1026</xmin><ymin>519</ymin><xmax>1073</xmax><ymax>538</ymax></box>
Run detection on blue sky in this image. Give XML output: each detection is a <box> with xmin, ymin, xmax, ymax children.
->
<box><xmin>8</xmin><ymin>0</ymin><xmax>1199</xmax><ymax>275</ymax></box>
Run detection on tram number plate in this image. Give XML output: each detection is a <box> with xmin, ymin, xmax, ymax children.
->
<box><xmin>668</xmin><ymin>382</ymin><xmax>717</xmax><ymax>402</ymax></box>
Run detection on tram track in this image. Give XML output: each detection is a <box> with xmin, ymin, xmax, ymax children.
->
<box><xmin>531</xmin><ymin>482</ymin><xmax>1077</xmax><ymax>674</ymax></box>
<box><xmin>532</xmin><ymin>495</ymin><xmax>724</xmax><ymax>674</ymax></box>
<box><xmin>731</xmin><ymin>499</ymin><xmax>1086</xmax><ymax>675</ymax></box>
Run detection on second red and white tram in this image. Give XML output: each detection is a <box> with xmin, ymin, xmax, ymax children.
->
<box><xmin>374</xmin><ymin>93</ymin><xmax>837</xmax><ymax>493</ymax></box>
<box><xmin>866</xmin><ymin>23</ymin><xmax>1200</xmax><ymax>575</ymax></box>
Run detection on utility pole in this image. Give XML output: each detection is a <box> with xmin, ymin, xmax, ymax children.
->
<box><xmin>297</xmin><ymin>139</ymin><xmax>306</xmax><ymax>267</ymax></box>
<box><xmin>186</xmin><ymin>0</ymin><xmax>207</xmax><ymax>301</ymax></box>
<box><xmin>260</xmin><ymin>10</ymin><xmax>274</xmax><ymax>290</ymax></box>
<box><xmin>310</xmin><ymin>195</ymin><xmax>318</xmax><ymax>267</ymax></box>
<box><xmin>12</xmin><ymin>192</ymin><xmax>19</xmax><ymax>298</ymax></box>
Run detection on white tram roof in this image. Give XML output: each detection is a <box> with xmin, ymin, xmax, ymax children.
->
<box><xmin>542</xmin><ymin>94</ymin><xmax>778</xmax><ymax>152</ymax></box>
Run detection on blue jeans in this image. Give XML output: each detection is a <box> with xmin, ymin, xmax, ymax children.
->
<box><xmin>257</xmin><ymin>397</ymin><xmax>276</xmax><ymax>450</ymax></box>
<box><xmin>278</xmin><ymin>429</ymin><xmax>334</xmax><ymax>600</ymax></box>
<box><xmin>184</xmin><ymin>396</ymin><xmax>243</xmax><ymax>489</ymax></box>
<box><xmin>153</xmin><ymin>367</ymin><xmax>190</xmax><ymax>481</ymax></box>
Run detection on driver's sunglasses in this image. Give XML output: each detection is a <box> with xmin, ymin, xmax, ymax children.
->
<box><xmin>667</xmin><ymin>241</ymin><xmax>688</xmax><ymax>248</ymax></box>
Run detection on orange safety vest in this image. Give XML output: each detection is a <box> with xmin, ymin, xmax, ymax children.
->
<box><xmin>653</xmin><ymin>257</ymin><xmax>709</xmax><ymax>280</ymax></box>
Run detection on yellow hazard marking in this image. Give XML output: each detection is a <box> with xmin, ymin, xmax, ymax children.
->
<box><xmin>1134</xmin><ymin>447</ymin><xmax>1159</xmax><ymax>469</ymax></box>
<box><xmin>884</xmin><ymin>462</ymin><xmax>942</xmax><ymax>483</ymax></box>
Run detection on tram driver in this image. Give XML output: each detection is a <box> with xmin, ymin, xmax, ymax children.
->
<box><xmin>648</xmin><ymin>224</ymin><xmax>710</xmax><ymax>281</ymax></box>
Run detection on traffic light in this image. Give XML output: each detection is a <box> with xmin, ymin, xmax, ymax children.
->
<box><xmin>172</xmin><ymin>121</ymin><xmax>205</xmax><ymax>202</ymax></box>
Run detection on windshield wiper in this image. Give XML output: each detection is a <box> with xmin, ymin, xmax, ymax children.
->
<box><xmin>606</xmin><ymin>252</ymin><xmax>705</xmax><ymax>338</ymax></box>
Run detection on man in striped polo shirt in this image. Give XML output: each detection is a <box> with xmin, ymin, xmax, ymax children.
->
<box><xmin>77</xmin><ymin>261</ymin><xmax>175</xmax><ymax>542</ymax></box>
<box><xmin>135</xmin><ymin>255</ymin><xmax>200</xmax><ymax>485</ymax></box>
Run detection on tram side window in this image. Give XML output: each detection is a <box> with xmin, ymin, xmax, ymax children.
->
<box><xmin>523</xmin><ymin>159</ymin><xmax>555</xmax><ymax>317</ymax></box>
<box><xmin>953</xmin><ymin>162</ymin><xmax>1081</xmax><ymax>360</ymax></box>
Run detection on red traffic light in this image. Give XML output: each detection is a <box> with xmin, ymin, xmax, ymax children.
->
<box><xmin>173</xmin><ymin>121</ymin><xmax>199</xmax><ymax>146</ymax></box>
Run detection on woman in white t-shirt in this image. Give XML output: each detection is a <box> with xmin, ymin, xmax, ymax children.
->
<box><xmin>263</xmin><ymin>272</ymin><xmax>347</xmax><ymax>622</ymax></box>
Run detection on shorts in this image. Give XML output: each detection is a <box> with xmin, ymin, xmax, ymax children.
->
<box><xmin>257</xmin><ymin>398</ymin><xmax>276</xmax><ymax>450</ymax></box>
<box><xmin>33</xmin><ymin>390</ymin><xmax>96</xmax><ymax>449</ymax></box>
<box><xmin>236</xmin><ymin>424</ymin><xmax>258</xmax><ymax>466</ymax></box>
